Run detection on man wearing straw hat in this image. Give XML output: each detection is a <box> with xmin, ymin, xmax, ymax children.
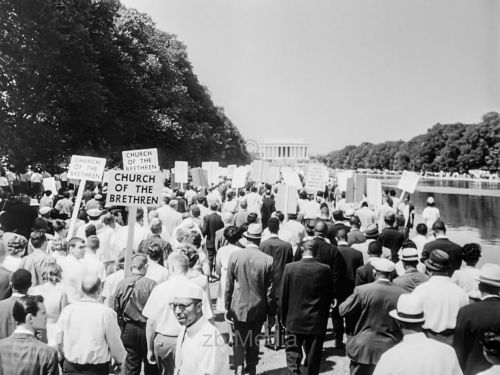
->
<box><xmin>373</xmin><ymin>293</ymin><xmax>462</xmax><ymax>375</ymax></box>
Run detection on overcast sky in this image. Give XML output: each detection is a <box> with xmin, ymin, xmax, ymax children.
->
<box><xmin>121</xmin><ymin>0</ymin><xmax>499</xmax><ymax>154</ymax></box>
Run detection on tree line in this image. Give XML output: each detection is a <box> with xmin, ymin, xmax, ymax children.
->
<box><xmin>0</xmin><ymin>0</ymin><xmax>250</xmax><ymax>171</ymax></box>
<box><xmin>318</xmin><ymin>112</ymin><xmax>499</xmax><ymax>173</ymax></box>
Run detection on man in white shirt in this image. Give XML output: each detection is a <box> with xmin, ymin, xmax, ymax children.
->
<box><xmin>410</xmin><ymin>223</ymin><xmax>430</xmax><ymax>257</ymax></box>
<box><xmin>156</xmin><ymin>199</ymin><xmax>182</xmax><ymax>242</ymax></box>
<box><xmin>97</xmin><ymin>213</ymin><xmax>119</xmax><ymax>269</ymax></box>
<box><xmin>113</xmin><ymin>208</ymin><xmax>150</xmax><ymax>253</ymax></box>
<box><xmin>60</xmin><ymin>237</ymin><xmax>86</xmax><ymax>304</ymax></box>
<box><xmin>374</xmin><ymin>293</ymin><xmax>463</xmax><ymax>375</ymax></box>
<box><xmin>412</xmin><ymin>250</ymin><xmax>469</xmax><ymax>346</ymax></box>
<box><xmin>82</xmin><ymin>236</ymin><xmax>107</xmax><ymax>282</ymax></box>
<box><xmin>143</xmin><ymin>253</ymin><xmax>212</xmax><ymax>375</ymax></box>
<box><xmin>245</xmin><ymin>186</ymin><xmax>262</xmax><ymax>216</ymax></box>
<box><xmin>172</xmin><ymin>281</ymin><xmax>230</xmax><ymax>375</ymax></box>
<box><xmin>56</xmin><ymin>274</ymin><xmax>126</xmax><ymax>373</ymax></box>
<box><xmin>102</xmin><ymin>252</ymin><xmax>125</xmax><ymax>308</ymax></box>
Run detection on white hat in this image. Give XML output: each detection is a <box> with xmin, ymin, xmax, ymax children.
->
<box><xmin>371</xmin><ymin>258</ymin><xmax>395</xmax><ymax>273</ymax></box>
<box><xmin>389</xmin><ymin>294</ymin><xmax>425</xmax><ymax>323</ymax></box>
<box><xmin>477</xmin><ymin>264</ymin><xmax>500</xmax><ymax>288</ymax></box>
<box><xmin>344</xmin><ymin>208</ymin><xmax>355</xmax><ymax>218</ymax></box>
<box><xmin>94</xmin><ymin>194</ymin><xmax>102</xmax><ymax>200</ymax></box>
<box><xmin>86</xmin><ymin>208</ymin><xmax>102</xmax><ymax>218</ymax></box>
<box><xmin>171</xmin><ymin>281</ymin><xmax>204</xmax><ymax>300</ymax></box>
<box><xmin>243</xmin><ymin>223</ymin><xmax>262</xmax><ymax>240</ymax></box>
<box><xmin>427</xmin><ymin>196</ymin><xmax>435</xmax><ymax>204</ymax></box>
<box><xmin>39</xmin><ymin>207</ymin><xmax>51</xmax><ymax>215</ymax></box>
<box><xmin>401</xmin><ymin>248</ymin><xmax>419</xmax><ymax>262</ymax></box>
<box><xmin>30</xmin><ymin>198</ymin><xmax>39</xmax><ymax>206</ymax></box>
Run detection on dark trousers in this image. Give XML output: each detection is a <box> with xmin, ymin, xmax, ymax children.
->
<box><xmin>207</xmin><ymin>247</ymin><xmax>216</xmax><ymax>273</ymax></box>
<box><xmin>233</xmin><ymin>321</ymin><xmax>264</xmax><ymax>369</ymax></box>
<box><xmin>285</xmin><ymin>332</ymin><xmax>325</xmax><ymax>375</ymax></box>
<box><xmin>331</xmin><ymin>302</ymin><xmax>355</xmax><ymax>344</ymax></box>
<box><xmin>350</xmin><ymin>362</ymin><xmax>375</xmax><ymax>375</ymax></box>
<box><xmin>62</xmin><ymin>359</ymin><xmax>110</xmax><ymax>375</ymax></box>
<box><xmin>121</xmin><ymin>322</ymin><xmax>158</xmax><ymax>375</ymax></box>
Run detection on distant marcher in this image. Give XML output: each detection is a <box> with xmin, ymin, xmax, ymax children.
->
<box><xmin>379</xmin><ymin>213</ymin><xmax>405</xmax><ymax>262</ymax></box>
<box><xmin>347</xmin><ymin>216</ymin><xmax>366</xmax><ymax>246</ymax></box>
<box><xmin>202</xmin><ymin>203</ymin><xmax>224</xmax><ymax>277</ymax></box>
<box><xmin>352</xmin><ymin>224</ymin><xmax>391</xmax><ymax>264</ymax></box>
<box><xmin>392</xmin><ymin>248</ymin><xmax>429</xmax><ymax>292</ymax></box>
<box><xmin>452</xmin><ymin>243</ymin><xmax>482</xmax><ymax>301</ymax></box>
<box><xmin>19</xmin><ymin>231</ymin><xmax>54</xmax><ymax>286</ymax></box>
<box><xmin>422</xmin><ymin>196</ymin><xmax>440</xmax><ymax>231</ymax></box>
<box><xmin>0</xmin><ymin>269</ymin><xmax>32</xmax><ymax>340</ymax></box>
<box><xmin>410</xmin><ymin>223</ymin><xmax>429</xmax><ymax>257</ymax></box>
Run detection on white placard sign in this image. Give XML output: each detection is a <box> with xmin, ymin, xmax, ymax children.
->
<box><xmin>281</xmin><ymin>167</ymin><xmax>303</xmax><ymax>189</ymax></box>
<box><xmin>232</xmin><ymin>167</ymin><xmax>247</xmax><ymax>189</ymax></box>
<box><xmin>227</xmin><ymin>164</ymin><xmax>237</xmax><ymax>178</ymax></box>
<box><xmin>336</xmin><ymin>170</ymin><xmax>354</xmax><ymax>192</ymax></box>
<box><xmin>366</xmin><ymin>178</ymin><xmax>383</xmax><ymax>209</ymax></box>
<box><xmin>202</xmin><ymin>161</ymin><xmax>220</xmax><ymax>185</ymax></box>
<box><xmin>122</xmin><ymin>148</ymin><xmax>159</xmax><ymax>173</ymax></box>
<box><xmin>42</xmin><ymin>177</ymin><xmax>57</xmax><ymax>194</ymax></box>
<box><xmin>106</xmin><ymin>171</ymin><xmax>163</xmax><ymax>207</ymax></box>
<box><xmin>305</xmin><ymin>164</ymin><xmax>328</xmax><ymax>193</ymax></box>
<box><xmin>174</xmin><ymin>161</ymin><xmax>189</xmax><ymax>184</ymax></box>
<box><xmin>67</xmin><ymin>155</ymin><xmax>106</xmax><ymax>182</ymax></box>
<box><xmin>397</xmin><ymin>171</ymin><xmax>419</xmax><ymax>194</ymax></box>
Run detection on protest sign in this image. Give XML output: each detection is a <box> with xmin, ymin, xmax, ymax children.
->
<box><xmin>66</xmin><ymin>155</ymin><xmax>106</xmax><ymax>240</ymax></box>
<box><xmin>366</xmin><ymin>178</ymin><xmax>383</xmax><ymax>209</ymax></box>
<box><xmin>106</xmin><ymin>171</ymin><xmax>163</xmax><ymax>207</ymax></box>
<box><xmin>202</xmin><ymin>161</ymin><xmax>220</xmax><ymax>185</ymax></box>
<box><xmin>232</xmin><ymin>167</ymin><xmax>247</xmax><ymax>189</ymax></box>
<box><xmin>190</xmin><ymin>168</ymin><xmax>209</xmax><ymax>187</ymax></box>
<box><xmin>42</xmin><ymin>177</ymin><xmax>57</xmax><ymax>194</ymax></box>
<box><xmin>345</xmin><ymin>177</ymin><xmax>355</xmax><ymax>203</ymax></box>
<box><xmin>397</xmin><ymin>171</ymin><xmax>419</xmax><ymax>194</ymax></box>
<box><xmin>122</xmin><ymin>148</ymin><xmax>159</xmax><ymax>173</ymax></box>
<box><xmin>354</xmin><ymin>174</ymin><xmax>367</xmax><ymax>203</ymax></box>
<box><xmin>67</xmin><ymin>155</ymin><xmax>106</xmax><ymax>182</ymax></box>
<box><xmin>174</xmin><ymin>161</ymin><xmax>189</xmax><ymax>184</ymax></box>
<box><xmin>264</xmin><ymin>166</ymin><xmax>281</xmax><ymax>184</ymax></box>
<box><xmin>336</xmin><ymin>170</ymin><xmax>354</xmax><ymax>193</ymax></box>
<box><xmin>276</xmin><ymin>184</ymin><xmax>298</xmax><ymax>215</ymax></box>
<box><xmin>227</xmin><ymin>164</ymin><xmax>237</xmax><ymax>178</ymax></box>
<box><xmin>281</xmin><ymin>167</ymin><xmax>303</xmax><ymax>189</ymax></box>
<box><xmin>305</xmin><ymin>164</ymin><xmax>328</xmax><ymax>193</ymax></box>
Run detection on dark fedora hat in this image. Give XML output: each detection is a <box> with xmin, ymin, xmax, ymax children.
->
<box><xmin>425</xmin><ymin>249</ymin><xmax>449</xmax><ymax>272</ymax></box>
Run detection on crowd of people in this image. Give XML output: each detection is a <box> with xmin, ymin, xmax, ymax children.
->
<box><xmin>0</xmin><ymin>167</ymin><xmax>499</xmax><ymax>375</ymax></box>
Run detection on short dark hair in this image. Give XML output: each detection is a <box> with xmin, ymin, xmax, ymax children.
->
<box><xmin>11</xmin><ymin>269</ymin><xmax>32</xmax><ymax>291</ymax></box>
<box><xmin>147</xmin><ymin>243</ymin><xmax>163</xmax><ymax>261</ymax></box>
<box><xmin>247</xmin><ymin>213</ymin><xmax>258</xmax><ymax>224</ymax></box>
<box><xmin>336</xmin><ymin>228</ymin><xmax>348</xmax><ymax>241</ymax></box>
<box><xmin>361</xmin><ymin>201</ymin><xmax>368</xmax><ymax>207</ymax></box>
<box><xmin>223</xmin><ymin>226</ymin><xmax>240</xmax><ymax>244</ymax></box>
<box><xmin>479</xmin><ymin>282</ymin><xmax>500</xmax><ymax>296</ymax></box>
<box><xmin>401</xmin><ymin>240</ymin><xmax>417</xmax><ymax>249</ymax></box>
<box><xmin>349</xmin><ymin>216</ymin><xmax>361</xmax><ymax>228</ymax></box>
<box><xmin>481</xmin><ymin>328</ymin><xmax>500</xmax><ymax>357</ymax></box>
<box><xmin>12</xmin><ymin>295</ymin><xmax>44</xmax><ymax>324</ymax></box>
<box><xmin>332</xmin><ymin>211</ymin><xmax>344</xmax><ymax>221</ymax></box>
<box><xmin>368</xmin><ymin>241</ymin><xmax>383</xmax><ymax>256</ymax></box>
<box><xmin>274</xmin><ymin>211</ymin><xmax>285</xmax><ymax>222</ymax></box>
<box><xmin>29</xmin><ymin>231</ymin><xmax>46</xmax><ymax>249</ymax></box>
<box><xmin>267</xmin><ymin>217</ymin><xmax>280</xmax><ymax>234</ymax></box>
<box><xmin>82</xmin><ymin>277</ymin><xmax>101</xmax><ymax>295</ymax></box>
<box><xmin>85</xmin><ymin>224</ymin><xmax>96</xmax><ymax>238</ymax></box>
<box><xmin>416</xmin><ymin>223</ymin><xmax>428</xmax><ymax>236</ymax></box>
<box><xmin>462</xmin><ymin>243</ymin><xmax>481</xmax><ymax>265</ymax></box>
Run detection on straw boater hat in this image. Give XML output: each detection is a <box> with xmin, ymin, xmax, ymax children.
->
<box><xmin>389</xmin><ymin>294</ymin><xmax>425</xmax><ymax>323</ymax></box>
<box><xmin>171</xmin><ymin>281</ymin><xmax>204</xmax><ymax>301</ymax></box>
<box><xmin>371</xmin><ymin>258</ymin><xmax>395</xmax><ymax>273</ymax></box>
<box><xmin>364</xmin><ymin>224</ymin><xmax>379</xmax><ymax>239</ymax></box>
<box><xmin>243</xmin><ymin>223</ymin><xmax>262</xmax><ymax>240</ymax></box>
<box><xmin>476</xmin><ymin>264</ymin><xmax>500</xmax><ymax>288</ymax></box>
<box><xmin>401</xmin><ymin>248</ymin><xmax>419</xmax><ymax>262</ymax></box>
<box><xmin>86</xmin><ymin>209</ymin><xmax>102</xmax><ymax>219</ymax></box>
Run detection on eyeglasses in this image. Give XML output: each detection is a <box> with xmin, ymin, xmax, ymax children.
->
<box><xmin>169</xmin><ymin>301</ymin><xmax>195</xmax><ymax>312</ymax></box>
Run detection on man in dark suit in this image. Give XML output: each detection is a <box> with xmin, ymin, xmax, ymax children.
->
<box><xmin>0</xmin><ymin>269</ymin><xmax>32</xmax><ymax>340</ymax></box>
<box><xmin>0</xmin><ymin>295</ymin><xmax>58</xmax><ymax>375</ymax></box>
<box><xmin>421</xmin><ymin>220</ymin><xmax>462</xmax><ymax>275</ymax></box>
<box><xmin>260</xmin><ymin>190</ymin><xmax>275</xmax><ymax>229</ymax></box>
<box><xmin>355</xmin><ymin>241</ymin><xmax>382</xmax><ymax>286</ymax></box>
<box><xmin>260</xmin><ymin>217</ymin><xmax>293</xmax><ymax>305</ymax></box>
<box><xmin>327</xmin><ymin>210</ymin><xmax>350</xmax><ymax>245</ymax></box>
<box><xmin>226</xmin><ymin>223</ymin><xmax>274</xmax><ymax>375</ymax></box>
<box><xmin>379</xmin><ymin>213</ymin><xmax>405</xmax><ymax>262</ymax></box>
<box><xmin>279</xmin><ymin>240</ymin><xmax>333</xmax><ymax>375</ymax></box>
<box><xmin>202</xmin><ymin>202</ymin><xmax>224</xmax><ymax>276</ymax></box>
<box><xmin>454</xmin><ymin>264</ymin><xmax>500</xmax><ymax>375</ymax></box>
<box><xmin>340</xmin><ymin>258</ymin><xmax>404</xmax><ymax>375</ymax></box>
<box><xmin>334</xmin><ymin>229</ymin><xmax>364</xmax><ymax>347</ymax></box>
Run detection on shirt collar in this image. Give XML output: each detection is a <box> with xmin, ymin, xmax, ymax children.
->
<box><xmin>303</xmin><ymin>255</ymin><xmax>314</xmax><ymax>259</ymax></box>
<box><xmin>12</xmin><ymin>292</ymin><xmax>26</xmax><ymax>298</ymax></box>
<box><xmin>13</xmin><ymin>326</ymin><xmax>35</xmax><ymax>336</ymax></box>
<box><xmin>337</xmin><ymin>241</ymin><xmax>348</xmax><ymax>246</ymax></box>
<box><xmin>247</xmin><ymin>243</ymin><xmax>260</xmax><ymax>249</ymax></box>
<box><xmin>186</xmin><ymin>316</ymin><xmax>207</xmax><ymax>337</ymax></box>
<box><xmin>80</xmin><ymin>296</ymin><xmax>100</xmax><ymax>303</ymax></box>
<box><xmin>482</xmin><ymin>294</ymin><xmax>500</xmax><ymax>301</ymax></box>
<box><xmin>435</xmin><ymin>234</ymin><xmax>448</xmax><ymax>240</ymax></box>
<box><xmin>268</xmin><ymin>234</ymin><xmax>279</xmax><ymax>239</ymax></box>
<box><xmin>402</xmin><ymin>332</ymin><xmax>427</xmax><ymax>342</ymax></box>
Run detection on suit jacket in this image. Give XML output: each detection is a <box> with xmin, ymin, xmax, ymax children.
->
<box><xmin>0</xmin><ymin>295</ymin><xmax>22</xmax><ymax>340</ymax></box>
<box><xmin>260</xmin><ymin>236</ymin><xmax>293</xmax><ymax>301</ymax></box>
<box><xmin>0</xmin><ymin>266</ymin><xmax>12</xmax><ymax>301</ymax></box>
<box><xmin>296</xmin><ymin>237</ymin><xmax>344</xmax><ymax>298</ymax></box>
<box><xmin>356</xmin><ymin>260</ymin><xmax>397</xmax><ymax>287</ymax></box>
<box><xmin>326</xmin><ymin>222</ymin><xmax>350</xmax><ymax>245</ymax></box>
<box><xmin>225</xmin><ymin>244</ymin><xmax>274</xmax><ymax>322</ymax></box>
<box><xmin>202</xmin><ymin>212</ymin><xmax>224</xmax><ymax>249</ymax></box>
<box><xmin>454</xmin><ymin>296</ymin><xmax>500</xmax><ymax>375</ymax></box>
<box><xmin>0</xmin><ymin>332</ymin><xmax>59</xmax><ymax>375</ymax></box>
<box><xmin>337</xmin><ymin>244</ymin><xmax>364</xmax><ymax>300</ymax></box>
<box><xmin>421</xmin><ymin>237</ymin><xmax>462</xmax><ymax>275</ymax></box>
<box><xmin>339</xmin><ymin>280</ymin><xmax>404</xmax><ymax>365</ymax></box>
<box><xmin>379</xmin><ymin>227</ymin><xmax>405</xmax><ymax>262</ymax></box>
<box><xmin>279</xmin><ymin>258</ymin><xmax>333</xmax><ymax>335</ymax></box>
<box><xmin>260</xmin><ymin>197</ymin><xmax>275</xmax><ymax>228</ymax></box>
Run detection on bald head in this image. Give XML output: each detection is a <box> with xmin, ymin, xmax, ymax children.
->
<box><xmin>82</xmin><ymin>274</ymin><xmax>101</xmax><ymax>297</ymax></box>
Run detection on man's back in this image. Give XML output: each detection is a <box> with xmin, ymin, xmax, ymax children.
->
<box><xmin>260</xmin><ymin>237</ymin><xmax>293</xmax><ymax>300</ymax></box>
<box><xmin>454</xmin><ymin>296</ymin><xmax>500</xmax><ymax>375</ymax></box>
<box><xmin>0</xmin><ymin>332</ymin><xmax>59</xmax><ymax>375</ymax></box>
<box><xmin>422</xmin><ymin>238</ymin><xmax>462</xmax><ymax>274</ymax></box>
<box><xmin>0</xmin><ymin>266</ymin><xmax>12</xmax><ymax>301</ymax></box>
<box><xmin>393</xmin><ymin>269</ymin><xmax>429</xmax><ymax>292</ymax></box>
<box><xmin>338</xmin><ymin>245</ymin><xmax>364</xmax><ymax>298</ymax></box>
<box><xmin>279</xmin><ymin>258</ymin><xmax>333</xmax><ymax>335</ymax></box>
<box><xmin>203</xmin><ymin>212</ymin><xmax>224</xmax><ymax>248</ymax></box>
<box><xmin>225</xmin><ymin>246</ymin><xmax>273</xmax><ymax>322</ymax></box>
<box><xmin>0</xmin><ymin>295</ymin><xmax>21</xmax><ymax>339</ymax></box>
<box><xmin>379</xmin><ymin>227</ymin><xmax>405</xmax><ymax>262</ymax></box>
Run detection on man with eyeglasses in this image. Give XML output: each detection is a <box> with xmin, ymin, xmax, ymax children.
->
<box><xmin>172</xmin><ymin>281</ymin><xmax>230</xmax><ymax>375</ymax></box>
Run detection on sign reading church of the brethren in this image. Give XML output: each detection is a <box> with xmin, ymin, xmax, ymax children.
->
<box><xmin>105</xmin><ymin>171</ymin><xmax>163</xmax><ymax>207</ymax></box>
<box><xmin>122</xmin><ymin>148</ymin><xmax>160</xmax><ymax>172</ymax></box>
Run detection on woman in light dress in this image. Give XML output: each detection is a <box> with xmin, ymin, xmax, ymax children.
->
<box><xmin>422</xmin><ymin>196</ymin><xmax>440</xmax><ymax>230</ymax></box>
<box><xmin>215</xmin><ymin>226</ymin><xmax>242</xmax><ymax>312</ymax></box>
<box><xmin>222</xmin><ymin>190</ymin><xmax>238</xmax><ymax>215</ymax></box>
<box><xmin>29</xmin><ymin>262</ymin><xmax>68</xmax><ymax>347</ymax></box>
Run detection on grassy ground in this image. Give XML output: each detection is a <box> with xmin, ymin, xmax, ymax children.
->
<box><xmin>209</xmin><ymin>282</ymin><xmax>350</xmax><ymax>375</ymax></box>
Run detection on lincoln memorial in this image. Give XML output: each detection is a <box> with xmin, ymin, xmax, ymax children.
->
<box><xmin>258</xmin><ymin>141</ymin><xmax>309</xmax><ymax>160</ymax></box>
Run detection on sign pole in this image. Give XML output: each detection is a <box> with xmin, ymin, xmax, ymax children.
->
<box><xmin>66</xmin><ymin>179</ymin><xmax>86</xmax><ymax>240</ymax></box>
<box><xmin>125</xmin><ymin>206</ymin><xmax>137</xmax><ymax>277</ymax></box>
<box><xmin>284</xmin><ymin>184</ymin><xmax>289</xmax><ymax>222</ymax></box>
